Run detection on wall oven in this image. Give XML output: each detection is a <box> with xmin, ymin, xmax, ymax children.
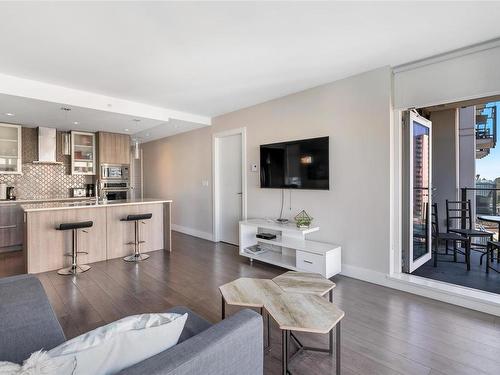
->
<box><xmin>100</xmin><ymin>180</ymin><xmax>129</xmax><ymax>200</ymax></box>
<box><xmin>104</xmin><ymin>189</ymin><xmax>128</xmax><ymax>201</ymax></box>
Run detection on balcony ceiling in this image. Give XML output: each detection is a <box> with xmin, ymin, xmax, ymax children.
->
<box><xmin>0</xmin><ymin>2</ymin><xmax>500</xmax><ymax>121</ymax></box>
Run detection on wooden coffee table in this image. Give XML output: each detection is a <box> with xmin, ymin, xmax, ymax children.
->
<box><xmin>272</xmin><ymin>271</ymin><xmax>335</xmax><ymax>301</ymax></box>
<box><xmin>219</xmin><ymin>272</ymin><xmax>343</xmax><ymax>375</ymax></box>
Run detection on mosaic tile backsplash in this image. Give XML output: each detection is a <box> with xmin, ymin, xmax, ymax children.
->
<box><xmin>0</xmin><ymin>127</ymin><xmax>93</xmax><ymax>200</ymax></box>
<box><xmin>0</xmin><ymin>164</ymin><xmax>91</xmax><ymax>200</ymax></box>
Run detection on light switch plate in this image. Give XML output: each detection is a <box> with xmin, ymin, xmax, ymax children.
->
<box><xmin>202</xmin><ymin>180</ymin><xmax>209</xmax><ymax>187</ymax></box>
<box><xmin>251</xmin><ymin>163</ymin><xmax>258</xmax><ymax>172</ymax></box>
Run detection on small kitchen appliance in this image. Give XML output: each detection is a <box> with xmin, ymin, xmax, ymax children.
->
<box><xmin>6</xmin><ymin>186</ymin><xmax>15</xmax><ymax>200</ymax></box>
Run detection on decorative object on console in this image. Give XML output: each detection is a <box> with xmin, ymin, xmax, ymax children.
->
<box><xmin>295</xmin><ymin>210</ymin><xmax>313</xmax><ymax>228</ymax></box>
<box><xmin>245</xmin><ymin>244</ymin><xmax>268</xmax><ymax>256</ymax></box>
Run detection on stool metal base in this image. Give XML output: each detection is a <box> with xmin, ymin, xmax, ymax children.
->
<box><xmin>123</xmin><ymin>253</ymin><xmax>150</xmax><ymax>262</ymax></box>
<box><xmin>57</xmin><ymin>264</ymin><xmax>91</xmax><ymax>275</ymax></box>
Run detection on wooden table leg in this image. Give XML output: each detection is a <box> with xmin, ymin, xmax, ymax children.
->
<box><xmin>282</xmin><ymin>329</ymin><xmax>288</xmax><ymax>375</ymax></box>
<box><xmin>221</xmin><ymin>296</ymin><xmax>225</xmax><ymax>319</ymax></box>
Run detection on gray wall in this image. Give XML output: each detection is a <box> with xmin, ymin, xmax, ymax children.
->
<box><xmin>143</xmin><ymin>66</ymin><xmax>393</xmax><ymax>274</ymax></box>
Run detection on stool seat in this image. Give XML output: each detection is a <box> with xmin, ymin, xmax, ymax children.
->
<box><xmin>121</xmin><ymin>213</ymin><xmax>153</xmax><ymax>222</ymax></box>
<box><xmin>57</xmin><ymin>221</ymin><xmax>94</xmax><ymax>231</ymax></box>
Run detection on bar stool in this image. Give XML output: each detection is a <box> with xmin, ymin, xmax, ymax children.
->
<box><xmin>57</xmin><ymin>220</ymin><xmax>93</xmax><ymax>275</ymax></box>
<box><xmin>121</xmin><ymin>213</ymin><xmax>152</xmax><ymax>262</ymax></box>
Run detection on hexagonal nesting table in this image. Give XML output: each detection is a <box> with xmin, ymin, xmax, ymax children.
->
<box><xmin>219</xmin><ymin>272</ymin><xmax>343</xmax><ymax>375</ymax></box>
<box><xmin>219</xmin><ymin>278</ymin><xmax>281</xmax><ymax>351</ymax></box>
<box><xmin>272</xmin><ymin>271</ymin><xmax>336</xmax><ymax>301</ymax></box>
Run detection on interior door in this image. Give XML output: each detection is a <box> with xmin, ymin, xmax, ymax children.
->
<box><xmin>218</xmin><ymin>134</ymin><xmax>242</xmax><ymax>245</ymax></box>
<box><xmin>402</xmin><ymin>110</ymin><xmax>433</xmax><ymax>273</ymax></box>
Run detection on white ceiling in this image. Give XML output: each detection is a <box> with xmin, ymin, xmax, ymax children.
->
<box><xmin>0</xmin><ymin>2</ymin><xmax>500</xmax><ymax>133</ymax></box>
<box><xmin>0</xmin><ymin>93</ymin><xmax>206</xmax><ymax>141</ymax></box>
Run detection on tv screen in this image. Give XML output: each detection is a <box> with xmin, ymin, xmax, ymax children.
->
<box><xmin>260</xmin><ymin>136</ymin><xmax>329</xmax><ymax>190</ymax></box>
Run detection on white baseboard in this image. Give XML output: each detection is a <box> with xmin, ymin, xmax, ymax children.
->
<box><xmin>341</xmin><ymin>264</ymin><xmax>500</xmax><ymax>316</ymax></box>
<box><xmin>171</xmin><ymin>224</ymin><xmax>214</xmax><ymax>242</ymax></box>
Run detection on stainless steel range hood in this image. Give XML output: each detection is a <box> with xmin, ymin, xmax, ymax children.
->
<box><xmin>33</xmin><ymin>127</ymin><xmax>63</xmax><ymax>164</ymax></box>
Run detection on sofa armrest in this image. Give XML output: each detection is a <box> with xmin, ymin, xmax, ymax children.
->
<box><xmin>119</xmin><ymin>309</ymin><xmax>263</xmax><ymax>375</ymax></box>
<box><xmin>0</xmin><ymin>274</ymin><xmax>66</xmax><ymax>363</ymax></box>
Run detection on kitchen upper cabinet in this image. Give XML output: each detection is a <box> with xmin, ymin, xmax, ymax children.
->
<box><xmin>71</xmin><ymin>131</ymin><xmax>96</xmax><ymax>175</ymax></box>
<box><xmin>97</xmin><ymin>132</ymin><xmax>130</xmax><ymax>165</ymax></box>
<box><xmin>0</xmin><ymin>123</ymin><xmax>22</xmax><ymax>174</ymax></box>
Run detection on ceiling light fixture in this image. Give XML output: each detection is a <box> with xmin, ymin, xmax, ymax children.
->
<box><xmin>73</xmin><ymin>121</ymin><xmax>79</xmax><ymax>125</ymax></box>
<box><xmin>4</xmin><ymin>112</ymin><xmax>15</xmax><ymax>116</ymax></box>
<box><xmin>133</xmin><ymin>139</ymin><xmax>140</xmax><ymax>159</ymax></box>
<box><xmin>124</xmin><ymin>128</ymin><xmax>129</xmax><ymax>132</ymax></box>
<box><xmin>62</xmin><ymin>132</ymin><xmax>71</xmax><ymax>156</ymax></box>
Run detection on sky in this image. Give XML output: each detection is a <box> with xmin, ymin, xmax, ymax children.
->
<box><xmin>476</xmin><ymin>102</ymin><xmax>499</xmax><ymax>181</ymax></box>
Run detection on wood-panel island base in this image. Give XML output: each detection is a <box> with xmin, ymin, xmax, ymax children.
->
<box><xmin>23</xmin><ymin>199</ymin><xmax>171</xmax><ymax>273</ymax></box>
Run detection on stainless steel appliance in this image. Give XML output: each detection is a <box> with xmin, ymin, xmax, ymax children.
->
<box><xmin>98</xmin><ymin>164</ymin><xmax>130</xmax><ymax>200</ymax></box>
<box><xmin>86</xmin><ymin>184</ymin><xmax>95</xmax><ymax>197</ymax></box>
<box><xmin>72</xmin><ymin>188</ymin><xmax>87</xmax><ymax>197</ymax></box>
<box><xmin>6</xmin><ymin>186</ymin><xmax>15</xmax><ymax>200</ymax></box>
<box><xmin>103</xmin><ymin>189</ymin><xmax>128</xmax><ymax>201</ymax></box>
<box><xmin>100</xmin><ymin>164</ymin><xmax>129</xmax><ymax>180</ymax></box>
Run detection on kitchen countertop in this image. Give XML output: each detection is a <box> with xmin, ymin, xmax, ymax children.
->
<box><xmin>0</xmin><ymin>197</ymin><xmax>95</xmax><ymax>205</ymax></box>
<box><xmin>21</xmin><ymin>198</ymin><xmax>173</xmax><ymax>212</ymax></box>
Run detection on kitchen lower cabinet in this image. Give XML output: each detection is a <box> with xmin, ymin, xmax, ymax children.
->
<box><xmin>0</xmin><ymin>203</ymin><xmax>23</xmax><ymax>251</ymax></box>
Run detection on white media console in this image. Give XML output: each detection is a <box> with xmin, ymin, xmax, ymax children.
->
<box><xmin>239</xmin><ymin>219</ymin><xmax>341</xmax><ymax>278</ymax></box>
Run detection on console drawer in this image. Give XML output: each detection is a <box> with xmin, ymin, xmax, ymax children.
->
<box><xmin>296</xmin><ymin>251</ymin><xmax>324</xmax><ymax>274</ymax></box>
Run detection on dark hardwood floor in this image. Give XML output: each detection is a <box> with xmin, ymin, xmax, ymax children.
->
<box><xmin>0</xmin><ymin>249</ymin><xmax>24</xmax><ymax>277</ymax></box>
<box><xmin>24</xmin><ymin>232</ymin><xmax>500</xmax><ymax>374</ymax></box>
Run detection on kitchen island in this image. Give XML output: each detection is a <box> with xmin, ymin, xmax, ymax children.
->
<box><xmin>22</xmin><ymin>198</ymin><xmax>172</xmax><ymax>273</ymax></box>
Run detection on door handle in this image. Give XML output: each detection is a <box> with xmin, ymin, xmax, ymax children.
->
<box><xmin>0</xmin><ymin>225</ymin><xmax>16</xmax><ymax>230</ymax></box>
<box><xmin>237</xmin><ymin>192</ymin><xmax>242</xmax><ymax>195</ymax></box>
<box><xmin>303</xmin><ymin>260</ymin><xmax>313</xmax><ymax>264</ymax></box>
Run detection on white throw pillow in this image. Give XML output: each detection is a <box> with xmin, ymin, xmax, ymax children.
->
<box><xmin>48</xmin><ymin>312</ymin><xmax>187</xmax><ymax>375</ymax></box>
<box><xmin>0</xmin><ymin>350</ymin><xmax>76</xmax><ymax>375</ymax></box>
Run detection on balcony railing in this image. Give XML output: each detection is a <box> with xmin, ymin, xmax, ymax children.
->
<box><xmin>460</xmin><ymin>187</ymin><xmax>500</xmax><ymax>240</ymax></box>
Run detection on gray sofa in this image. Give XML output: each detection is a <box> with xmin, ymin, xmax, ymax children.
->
<box><xmin>0</xmin><ymin>274</ymin><xmax>263</xmax><ymax>375</ymax></box>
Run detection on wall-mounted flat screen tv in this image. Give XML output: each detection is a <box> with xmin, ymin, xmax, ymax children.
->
<box><xmin>260</xmin><ymin>136</ymin><xmax>329</xmax><ymax>190</ymax></box>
